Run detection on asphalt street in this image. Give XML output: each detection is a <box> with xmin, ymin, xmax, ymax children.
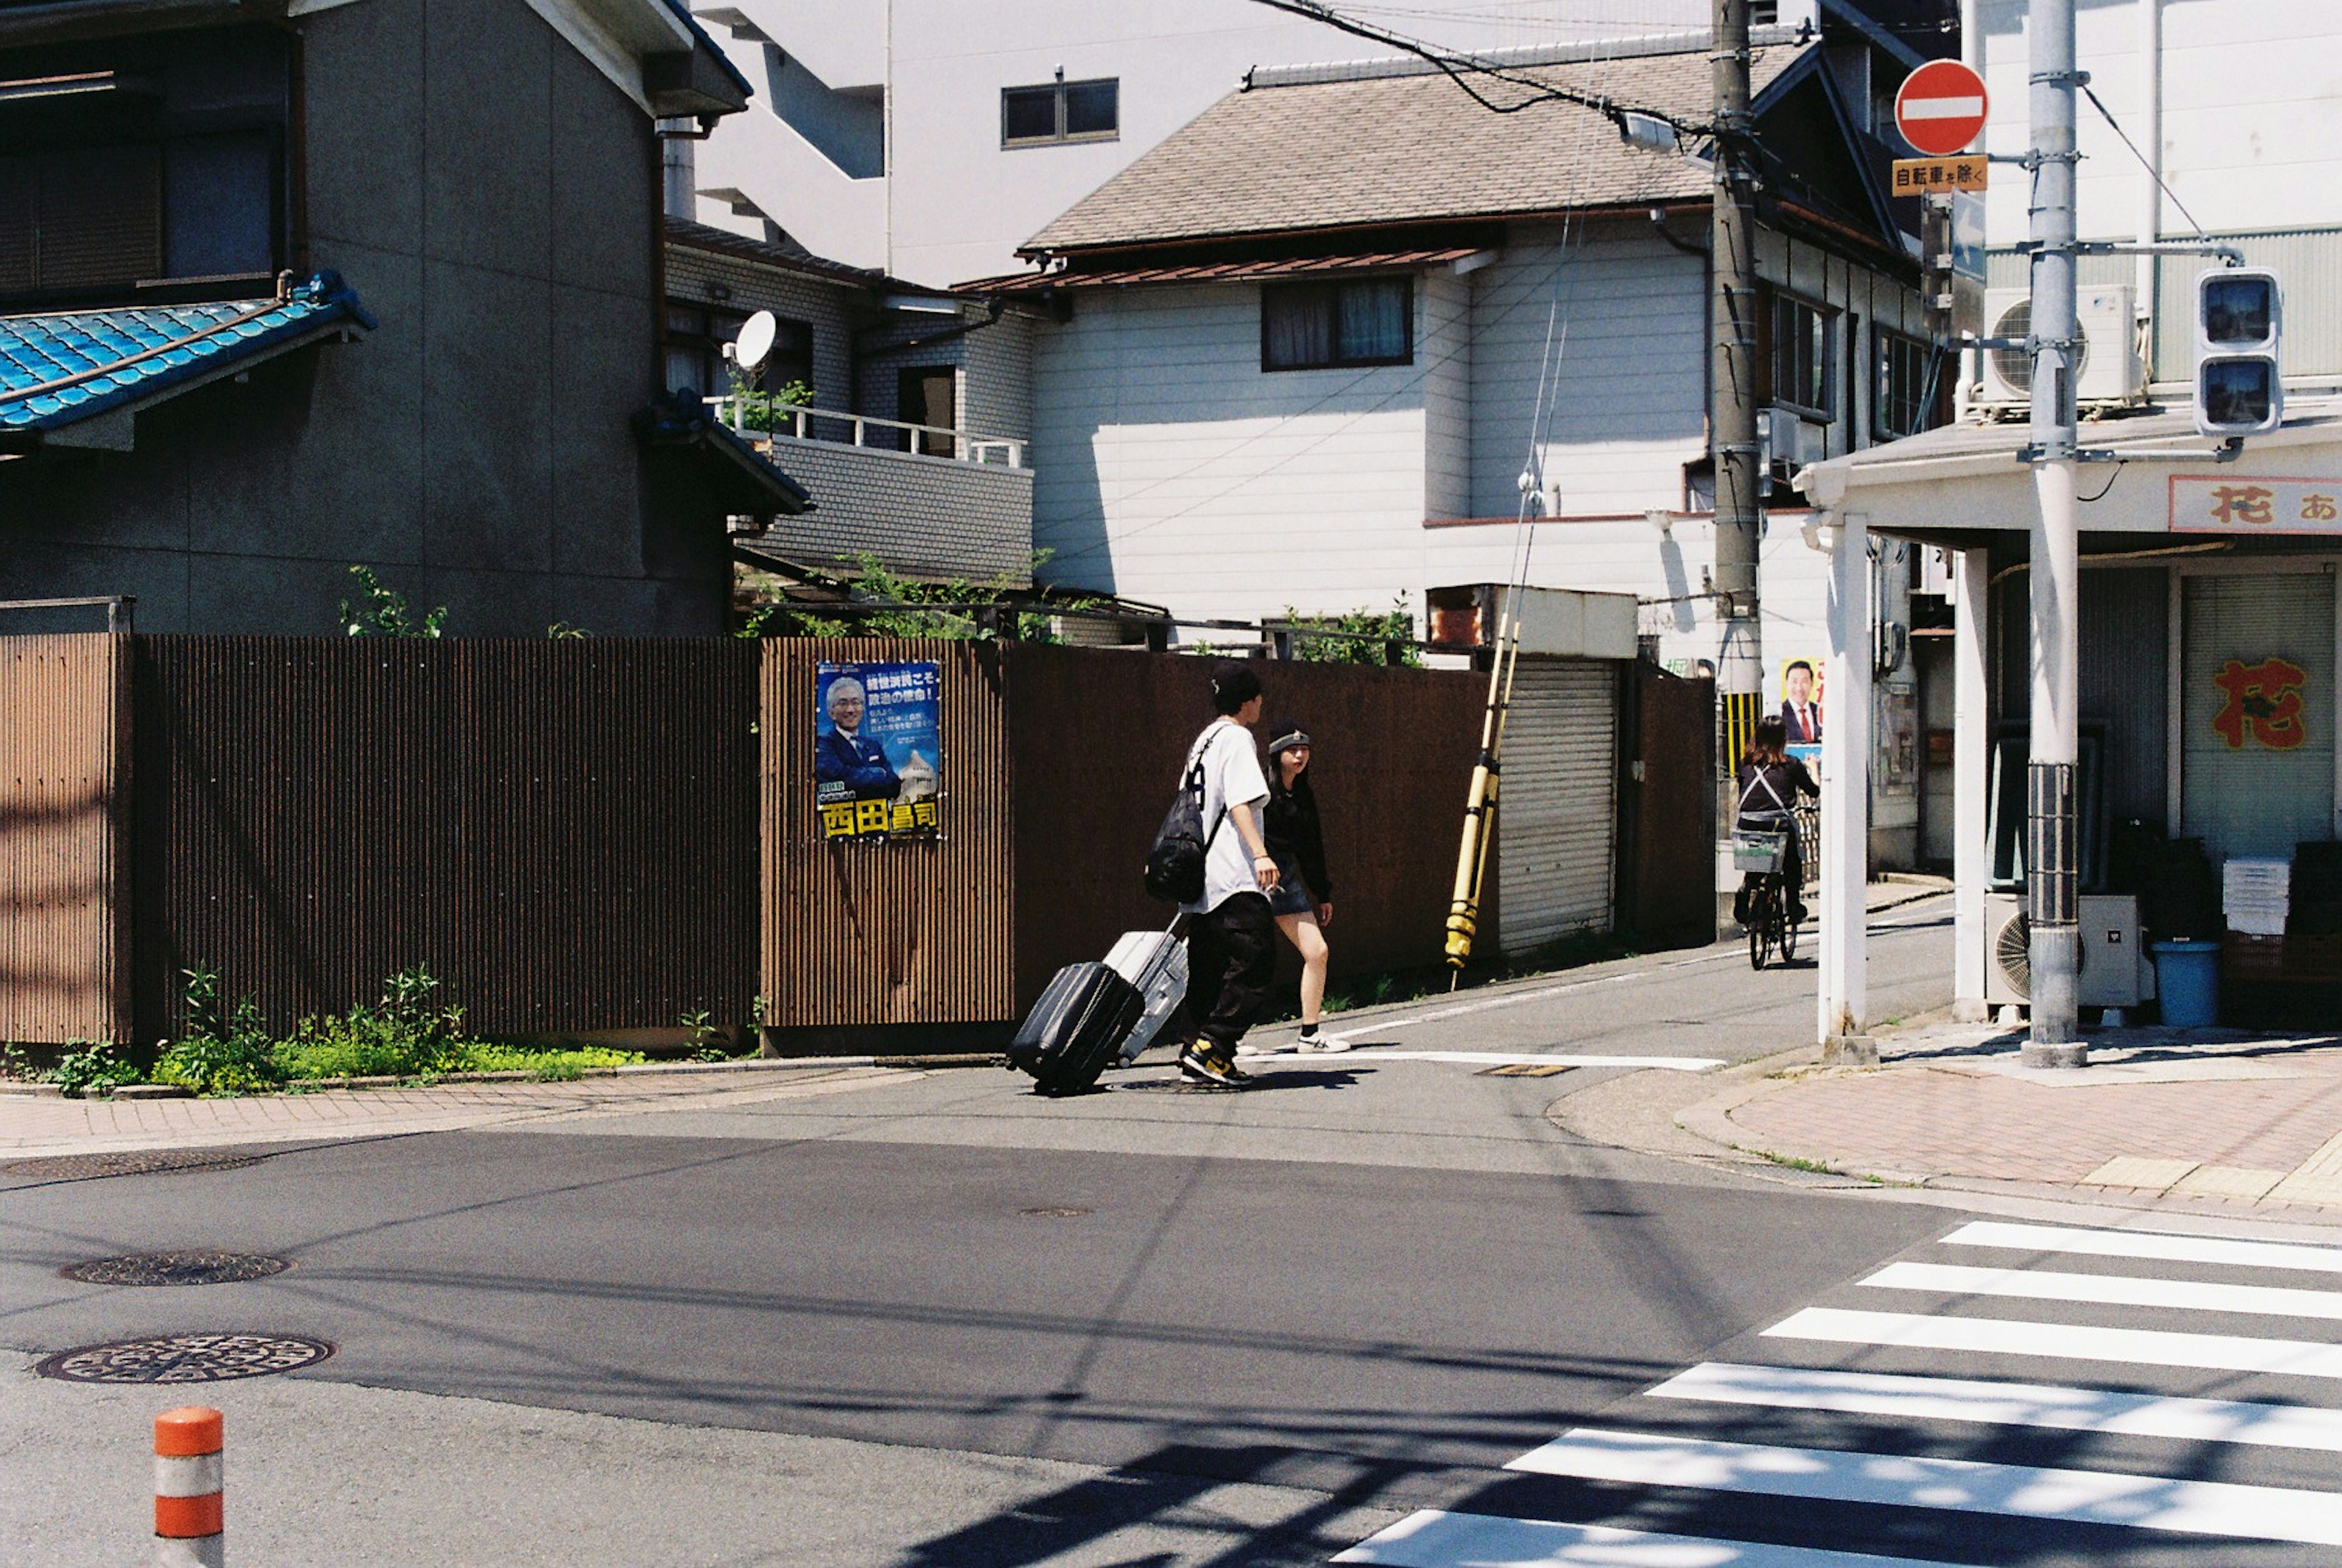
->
<box><xmin>12</xmin><ymin>896</ymin><xmax>2342</xmax><ymax>1566</ymax></box>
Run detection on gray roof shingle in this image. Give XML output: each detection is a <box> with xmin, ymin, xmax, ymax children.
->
<box><xmin>1023</xmin><ymin>42</ymin><xmax>1802</xmax><ymax>256</ymax></box>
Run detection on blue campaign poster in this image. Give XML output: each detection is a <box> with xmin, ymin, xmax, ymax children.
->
<box><xmin>814</xmin><ymin>660</ymin><xmax>941</xmax><ymax>840</ymax></box>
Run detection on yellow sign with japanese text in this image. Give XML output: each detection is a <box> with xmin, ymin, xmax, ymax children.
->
<box><xmin>1892</xmin><ymin>156</ymin><xmax>1988</xmax><ymax>195</ymax></box>
<box><xmin>2170</xmin><ymin>475</ymin><xmax>2342</xmax><ymax>534</ymax></box>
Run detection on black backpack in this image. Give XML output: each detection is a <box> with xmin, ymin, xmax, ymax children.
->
<box><xmin>1143</xmin><ymin>734</ymin><xmax>1227</xmax><ymax>903</ymax></box>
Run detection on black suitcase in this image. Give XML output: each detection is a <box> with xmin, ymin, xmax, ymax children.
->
<box><xmin>1008</xmin><ymin>962</ymin><xmax>1145</xmax><ymax>1096</ymax></box>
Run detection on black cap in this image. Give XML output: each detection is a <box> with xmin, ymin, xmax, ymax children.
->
<box><xmin>1209</xmin><ymin>660</ymin><xmax>1262</xmax><ymax>714</ymax></box>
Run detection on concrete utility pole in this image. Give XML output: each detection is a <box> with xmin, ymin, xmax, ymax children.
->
<box><xmin>1711</xmin><ymin>0</ymin><xmax>1763</xmax><ymax>766</ymax></box>
<box><xmin>2025</xmin><ymin>0</ymin><xmax>2085</xmax><ymax>1065</ymax></box>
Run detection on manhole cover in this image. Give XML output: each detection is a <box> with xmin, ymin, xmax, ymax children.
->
<box><xmin>1022</xmin><ymin>1206</ymin><xmax>1091</xmax><ymax>1218</ymax></box>
<box><xmin>3</xmin><ymin>1150</ymin><xmax>265</xmax><ymax>1180</ymax></box>
<box><xmin>61</xmin><ymin>1251</ymin><xmax>292</xmax><ymax>1287</ymax></box>
<box><xmin>34</xmin><ymin>1333</ymin><xmax>334</xmax><ymax>1384</ymax></box>
<box><xmin>1476</xmin><ymin>1062</ymin><xmax>1577</xmax><ymax>1078</ymax></box>
<box><xmin>1112</xmin><ymin>1079</ymin><xmax>1244</xmax><ymax>1095</ymax></box>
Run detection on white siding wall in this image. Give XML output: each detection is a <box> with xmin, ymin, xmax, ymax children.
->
<box><xmin>1469</xmin><ymin>220</ymin><xmax>1708</xmax><ymax>518</ymax></box>
<box><xmin>1030</xmin><ymin>281</ymin><xmax>1432</xmax><ymax>624</ymax></box>
<box><xmin>1422</xmin><ymin>268</ymin><xmax>1473</xmax><ymax>519</ymax></box>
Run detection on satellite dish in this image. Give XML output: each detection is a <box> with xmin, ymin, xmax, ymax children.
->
<box><xmin>732</xmin><ymin>310</ymin><xmax>778</xmax><ymax>374</ymax></box>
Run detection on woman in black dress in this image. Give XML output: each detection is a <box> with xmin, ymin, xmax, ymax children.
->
<box><xmin>1248</xmin><ymin>720</ymin><xmax>1350</xmax><ymax>1053</ymax></box>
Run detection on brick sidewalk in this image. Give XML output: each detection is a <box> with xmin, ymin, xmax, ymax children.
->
<box><xmin>1702</xmin><ymin>1023</ymin><xmax>2342</xmax><ymax>1217</ymax></box>
<box><xmin>0</xmin><ymin>1065</ymin><xmax>903</xmax><ymax>1161</ymax></box>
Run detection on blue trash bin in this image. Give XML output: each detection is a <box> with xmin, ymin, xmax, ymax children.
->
<box><xmin>2151</xmin><ymin>939</ymin><xmax>2221</xmax><ymax>1028</ymax></box>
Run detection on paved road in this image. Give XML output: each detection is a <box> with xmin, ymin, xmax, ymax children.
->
<box><xmin>15</xmin><ymin>897</ymin><xmax>2341</xmax><ymax>1565</ymax></box>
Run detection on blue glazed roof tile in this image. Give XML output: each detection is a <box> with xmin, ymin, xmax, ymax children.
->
<box><xmin>0</xmin><ymin>274</ymin><xmax>371</xmax><ymax>435</ymax></box>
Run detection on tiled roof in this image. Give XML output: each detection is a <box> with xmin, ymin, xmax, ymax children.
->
<box><xmin>1</xmin><ymin>275</ymin><xmax>372</xmax><ymax>436</ymax></box>
<box><xmin>1023</xmin><ymin>40</ymin><xmax>1802</xmax><ymax>255</ymax></box>
<box><xmin>962</xmin><ymin>248</ymin><xmax>1490</xmax><ymax>295</ymax></box>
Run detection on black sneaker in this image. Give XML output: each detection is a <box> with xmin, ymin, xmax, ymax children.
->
<box><xmin>1178</xmin><ymin>1047</ymin><xmax>1241</xmax><ymax>1087</ymax></box>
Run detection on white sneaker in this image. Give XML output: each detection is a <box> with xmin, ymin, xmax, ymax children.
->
<box><xmin>1297</xmin><ymin>1031</ymin><xmax>1352</xmax><ymax>1053</ymax></box>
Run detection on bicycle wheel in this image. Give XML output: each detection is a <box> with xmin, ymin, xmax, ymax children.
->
<box><xmin>1780</xmin><ymin>884</ymin><xmax>1800</xmax><ymax>964</ymax></box>
<box><xmin>1747</xmin><ymin>883</ymin><xmax>1773</xmax><ymax>970</ymax></box>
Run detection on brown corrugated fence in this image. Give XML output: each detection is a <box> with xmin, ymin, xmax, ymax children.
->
<box><xmin>131</xmin><ymin>637</ymin><xmax>759</xmax><ymax>1040</ymax></box>
<box><xmin>760</xmin><ymin>639</ymin><xmax>1014</xmax><ymax>1028</ymax></box>
<box><xmin>0</xmin><ymin>635</ymin><xmax>128</xmax><ymax>1044</ymax></box>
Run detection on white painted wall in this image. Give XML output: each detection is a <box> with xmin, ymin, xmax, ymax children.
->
<box><xmin>1976</xmin><ymin>0</ymin><xmax>2342</xmax><ymax>243</ymax></box>
<box><xmin>1030</xmin><ymin>279</ymin><xmax>1436</xmax><ymax>624</ymax></box>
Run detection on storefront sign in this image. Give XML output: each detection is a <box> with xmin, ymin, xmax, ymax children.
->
<box><xmin>815</xmin><ymin>660</ymin><xmax>941</xmax><ymax>840</ymax></box>
<box><xmin>2211</xmin><ymin>655</ymin><xmax>2310</xmax><ymax>751</ymax></box>
<box><xmin>2171</xmin><ymin>475</ymin><xmax>2342</xmax><ymax>534</ymax></box>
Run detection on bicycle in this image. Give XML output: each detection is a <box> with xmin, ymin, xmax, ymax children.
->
<box><xmin>1732</xmin><ymin>828</ymin><xmax>1797</xmax><ymax>971</ymax></box>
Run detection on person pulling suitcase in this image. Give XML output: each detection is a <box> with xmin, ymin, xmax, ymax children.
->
<box><xmin>1164</xmin><ymin>662</ymin><xmax>1280</xmax><ymax>1087</ymax></box>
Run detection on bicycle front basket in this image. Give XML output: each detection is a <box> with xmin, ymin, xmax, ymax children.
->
<box><xmin>1731</xmin><ymin>831</ymin><xmax>1787</xmax><ymax>873</ymax></box>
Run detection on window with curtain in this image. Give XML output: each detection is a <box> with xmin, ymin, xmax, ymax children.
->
<box><xmin>1261</xmin><ymin>278</ymin><xmax>1412</xmax><ymax>371</ymax></box>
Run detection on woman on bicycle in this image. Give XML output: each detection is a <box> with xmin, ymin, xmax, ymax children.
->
<box><xmin>1735</xmin><ymin>715</ymin><xmax>1819</xmax><ymax>929</ymax></box>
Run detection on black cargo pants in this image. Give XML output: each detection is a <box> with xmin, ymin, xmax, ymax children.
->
<box><xmin>1183</xmin><ymin>891</ymin><xmax>1277</xmax><ymax>1056</ymax></box>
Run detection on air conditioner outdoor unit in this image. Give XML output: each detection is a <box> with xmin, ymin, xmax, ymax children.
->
<box><xmin>1981</xmin><ymin>893</ymin><xmax>2149</xmax><ymax>1009</ymax></box>
<box><xmin>1976</xmin><ymin>284</ymin><xmax>2145</xmax><ymax>411</ymax></box>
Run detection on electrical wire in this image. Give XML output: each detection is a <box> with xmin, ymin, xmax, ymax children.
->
<box><xmin>2079</xmin><ymin>81</ymin><xmax>2210</xmax><ymax>241</ymax></box>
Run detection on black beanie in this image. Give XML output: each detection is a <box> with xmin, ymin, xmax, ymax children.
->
<box><xmin>1209</xmin><ymin>660</ymin><xmax>1262</xmax><ymax>714</ymax></box>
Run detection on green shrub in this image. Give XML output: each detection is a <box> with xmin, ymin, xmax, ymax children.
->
<box><xmin>52</xmin><ymin>1039</ymin><xmax>142</xmax><ymax>1098</ymax></box>
<box><xmin>440</xmin><ymin>1043</ymin><xmax>642</xmax><ymax>1079</ymax></box>
<box><xmin>273</xmin><ymin>965</ymin><xmax>473</xmax><ymax>1080</ymax></box>
<box><xmin>152</xmin><ymin>968</ymin><xmax>283</xmax><ymax>1095</ymax></box>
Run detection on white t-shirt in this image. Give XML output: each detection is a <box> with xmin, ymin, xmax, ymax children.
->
<box><xmin>1182</xmin><ymin>718</ymin><xmax>1270</xmax><ymax>914</ymax></box>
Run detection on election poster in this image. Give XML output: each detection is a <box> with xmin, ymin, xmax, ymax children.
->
<box><xmin>814</xmin><ymin>660</ymin><xmax>941</xmax><ymax>841</ymax></box>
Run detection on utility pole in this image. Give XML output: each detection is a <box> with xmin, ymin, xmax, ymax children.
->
<box><xmin>2025</xmin><ymin>0</ymin><xmax>2085</xmax><ymax>1065</ymax></box>
<box><xmin>1711</xmin><ymin>0</ymin><xmax>1763</xmax><ymax>770</ymax></box>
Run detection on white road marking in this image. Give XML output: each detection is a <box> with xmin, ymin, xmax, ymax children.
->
<box><xmin>1505</xmin><ymin>1428</ymin><xmax>2342</xmax><ymax>1545</ymax></box>
<box><xmin>1334</xmin><ymin>1509</ymin><xmax>1984</xmax><ymax>1567</ymax></box>
<box><xmin>1765</xmin><ymin>1306</ymin><xmax>2342</xmax><ymax>1380</ymax></box>
<box><xmin>1649</xmin><ymin>1362</ymin><xmax>2342</xmax><ymax>1455</ymax></box>
<box><xmin>1359</xmin><ymin>903</ymin><xmax>1945</xmax><ymax>1035</ymax></box>
<box><xmin>1943</xmin><ymin>1220</ymin><xmax>2342</xmax><ymax>1276</ymax></box>
<box><xmin>1343</xmin><ymin>1050</ymin><xmax>1724</xmax><ymax>1072</ymax></box>
<box><xmin>1861</xmin><ymin>1260</ymin><xmax>2342</xmax><ymax>1322</ymax></box>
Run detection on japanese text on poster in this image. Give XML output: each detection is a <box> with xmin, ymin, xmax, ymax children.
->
<box><xmin>815</xmin><ymin>661</ymin><xmax>940</xmax><ymax>841</ymax></box>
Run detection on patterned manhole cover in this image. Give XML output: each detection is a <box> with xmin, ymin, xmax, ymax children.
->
<box><xmin>34</xmin><ymin>1333</ymin><xmax>334</xmax><ymax>1384</ymax></box>
<box><xmin>3</xmin><ymin>1150</ymin><xmax>265</xmax><ymax>1180</ymax></box>
<box><xmin>1476</xmin><ymin>1062</ymin><xmax>1577</xmax><ymax>1078</ymax></box>
<box><xmin>60</xmin><ymin>1251</ymin><xmax>292</xmax><ymax>1287</ymax></box>
<box><xmin>1022</xmin><ymin>1206</ymin><xmax>1091</xmax><ymax>1218</ymax></box>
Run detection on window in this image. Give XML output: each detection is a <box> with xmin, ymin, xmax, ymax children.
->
<box><xmin>1768</xmin><ymin>292</ymin><xmax>1835</xmax><ymax>419</ymax></box>
<box><xmin>0</xmin><ymin>29</ymin><xmax>288</xmax><ymax>307</ymax></box>
<box><xmin>897</xmin><ymin>366</ymin><xmax>956</xmax><ymax>457</ymax></box>
<box><xmin>1001</xmin><ymin>77</ymin><xmax>1118</xmax><ymax>147</ymax></box>
<box><xmin>1874</xmin><ymin>328</ymin><xmax>1940</xmax><ymax>440</ymax></box>
<box><xmin>1261</xmin><ymin>279</ymin><xmax>1413</xmax><ymax>371</ymax></box>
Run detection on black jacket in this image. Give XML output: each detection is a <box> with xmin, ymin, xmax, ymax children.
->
<box><xmin>1735</xmin><ymin>757</ymin><xmax>1819</xmax><ymax>828</ymax></box>
<box><xmin>1263</xmin><ymin>783</ymin><xmax>1333</xmax><ymax>901</ymax></box>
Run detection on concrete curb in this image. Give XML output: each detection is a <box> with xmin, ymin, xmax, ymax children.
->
<box><xmin>4</xmin><ymin>1051</ymin><xmax>1006</xmax><ymax>1104</ymax></box>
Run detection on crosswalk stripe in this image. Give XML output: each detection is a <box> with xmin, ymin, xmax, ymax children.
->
<box><xmin>1944</xmin><ymin>1220</ymin><xmax>2342</xmax><ymax>1275</ymax></box>
<box><xmin>1647</xmin><ymin>1362</ymin><xmax>2342</xmax><ymax>1453</ymax></box>
<box><xmin>1333</xmin><ymin>1509</ymin><xmax>1988</xmax><ymax>1567</ymax></box>
<box><xmin>1766</xmin><ymin>1306</ymin><xmax>2342</xmax><ymax>1380</ymax></box>
<box><xmin>1505</xmin><ymin>1428</ymin><xmax>2342</xmax><ymax>1546</ymax></box>
<box><xmin>1862</xmin><ymin>1259</ymin><xmax>2342</xmax><ymax>1322</ymax></box>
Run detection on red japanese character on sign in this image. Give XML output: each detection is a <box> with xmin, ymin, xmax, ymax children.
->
<box><xmin>2211</xmin><ymin>656</ymin><xmax>2309</xmax><ymax>751</ymax></box>
<box><xmin>2303</xmin><ymin>493</ymin><xmax>2339</xmax><ymax>522</ymax></box>
<box><xmin>2208</xmin><ymin>485</ymin><xmax>2277</xmax><ymax>526</ymax></box>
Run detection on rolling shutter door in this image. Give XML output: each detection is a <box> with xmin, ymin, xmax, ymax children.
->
<box><xmin>2180</xmin><ymin>571</ymin><xmax>2336</xmax><ymax>861</ymax></box>
<box><xmin>1497</xmin><ymin>656</ymin><xmax>1617</xmax><ymax>950</ymax></box>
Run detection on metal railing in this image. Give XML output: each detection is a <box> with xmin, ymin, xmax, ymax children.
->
<box><xmin>703</xmin><ymin>397</ymin><xmax>1026</xmax><ymax>469</ymax></box>
<box><xmin>0</xmin><ymin>595</ymin><xmax>134</xmax><ymax>632</ymax></box>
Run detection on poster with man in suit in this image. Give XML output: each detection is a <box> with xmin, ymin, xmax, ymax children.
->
<box><xmin>815</xmin><ymin>661</ymin><xmax>940</xmax><ymax>840</ymax></box>
<box><xmin>1780</xmin><ymin>658</ymin><xmax>1824</xmax><ymax>744</ymax></box>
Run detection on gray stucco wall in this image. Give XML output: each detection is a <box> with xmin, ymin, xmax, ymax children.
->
<box><xmin>0</xmin><ymin>0</ymin><xmax>725</xmax><ymax>638</ymax></box>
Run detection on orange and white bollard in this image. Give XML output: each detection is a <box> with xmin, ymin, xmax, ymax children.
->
<box><xmin>153</xmin><ymin>1407</ymin><xmax>224</xmax><ymax>1567</ymax></box>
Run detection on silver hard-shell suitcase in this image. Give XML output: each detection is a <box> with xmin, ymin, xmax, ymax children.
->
<box><xmin>1105</xmin><ymin>928</ymin><xmax>1188</xmax><ymax>1066</ymax></box>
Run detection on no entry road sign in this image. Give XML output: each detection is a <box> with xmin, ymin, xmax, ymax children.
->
<box><xmin>1894</xmin><ymin>59</ymin><xmax>1988</xmax><ymax>157</ymax></box>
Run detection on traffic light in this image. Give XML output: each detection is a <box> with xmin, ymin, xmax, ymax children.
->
<box><xmin>2194</xmin><ymin>268</ymin><xmax>2283</xmax><ymax>437</ymax></box>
